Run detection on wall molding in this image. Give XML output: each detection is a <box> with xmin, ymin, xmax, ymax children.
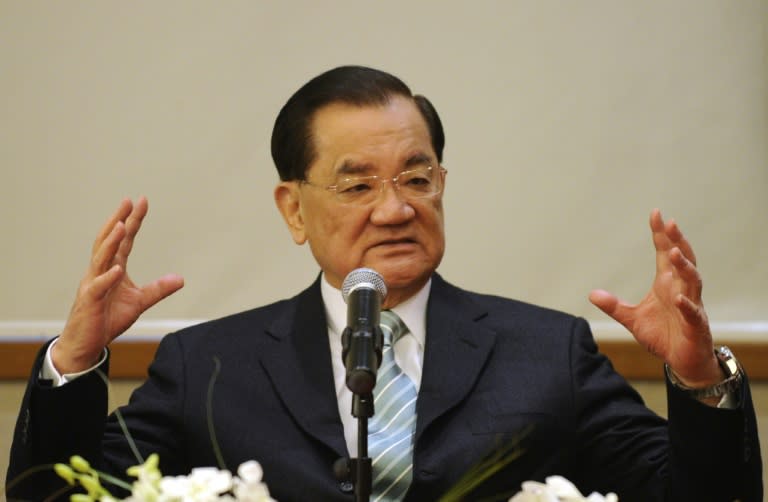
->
<box><xmin>3</xmin><ymin>320</ymin><xmax>767</xmax><ymax>380</ymax></box>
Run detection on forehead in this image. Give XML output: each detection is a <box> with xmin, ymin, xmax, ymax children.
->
<box><xmin>308</xmin><ymin>96</ymin><xmax>434</xmax><ymax>176</ymax></box>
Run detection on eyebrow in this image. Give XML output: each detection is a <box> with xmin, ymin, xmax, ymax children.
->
<box><xmin>335</xmin><ymin>152</ymin><xmax>434</xmax><ymax>176</ymax></box>
<box><xmin>336</xmin><ymin>161</ymin><xmax>374</xmax><ymax>177</ymax></box>
<box><xmin>404</xmin><ymin>152</ymin><xmax>433</xmax><ymax>167</ymax></box>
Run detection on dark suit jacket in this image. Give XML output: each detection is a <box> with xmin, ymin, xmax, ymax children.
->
<box><xmin>6</xmin><ymin>274</ymin><xmax>763</xmax><ymax>501</ymax></box>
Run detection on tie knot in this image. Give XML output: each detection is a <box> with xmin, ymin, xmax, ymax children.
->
<box><xmin>380</xmin><ymin>310</ymin><xmax>408</xmax><ymax>345</ymax></box>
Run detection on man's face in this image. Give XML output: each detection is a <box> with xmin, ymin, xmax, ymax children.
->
<box><xmin>275</xmin><ymin>96</ymin><xmax>446</xmax><ymax>306</ymax></box>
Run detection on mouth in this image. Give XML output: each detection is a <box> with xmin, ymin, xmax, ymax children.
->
<box><xmin>376</xmin><ymin>237</ymin><xmax>416</xmax><ymax>246</ymax></box>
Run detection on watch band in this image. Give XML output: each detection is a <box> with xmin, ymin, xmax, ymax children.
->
<box><xmin>665</xmin><ymin>346</ymin><xmax>744</xmax><ymax>400</ymax></box>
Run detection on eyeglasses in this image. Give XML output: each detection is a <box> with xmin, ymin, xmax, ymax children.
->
<box><xmin>300</xmin><ymin>165</ymin><xmax>446</xmax><ymax>205</ymax></box>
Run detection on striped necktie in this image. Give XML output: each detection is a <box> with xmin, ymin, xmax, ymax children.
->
<box><xmin>369</xmin><ymin>310</ymin><xmax>418</xmax><ymax>501</ymax></box>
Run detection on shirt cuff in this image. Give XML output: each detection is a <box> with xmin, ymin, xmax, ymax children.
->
<box><xmin>40</xmin><ymin>338</ymin><xmax>108</xmax><ymax>387</ymax></box>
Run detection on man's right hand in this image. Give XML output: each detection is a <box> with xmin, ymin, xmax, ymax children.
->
<box><xmin>52</xmin><ymin>197</ymin><xmax>185</xmax><ymax>374</ymax></box>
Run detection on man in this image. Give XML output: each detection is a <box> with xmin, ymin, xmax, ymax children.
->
<box><xmin>7</xmin><ymin>66</ymin><xmax>762</xmax><ymax>501</ymax></box>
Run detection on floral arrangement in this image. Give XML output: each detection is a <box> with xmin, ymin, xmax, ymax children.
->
<box><xmin>54</xmin><ymin>454</ymin><xmax>275</xmax><ymax>502</ymax></box>
<box><xmin>54</xmin><ymin>455</ymin><xmax>615</xmax><ymax>502</ymax></box>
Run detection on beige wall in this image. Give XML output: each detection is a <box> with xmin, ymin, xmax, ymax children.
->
<box><xmin>1</xmin><ymin>1</ymin><xmax>767</xmax><ymax>337</ymax></box>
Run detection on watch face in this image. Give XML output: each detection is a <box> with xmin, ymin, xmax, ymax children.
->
<box><xmin>716</xmin><ymin>346</ymin><xmax>741</xmax><ymax>376</ymax></box>
<box><xmin>717</xmin><ymin>345</ymin><xmax>733</xmax><ymax>359</ymax></box>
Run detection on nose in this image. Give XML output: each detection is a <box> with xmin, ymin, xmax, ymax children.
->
<box><xmin>369</xmin><ymin>180</ymin><xmax>415</xmax><ymax>225</ymax></box>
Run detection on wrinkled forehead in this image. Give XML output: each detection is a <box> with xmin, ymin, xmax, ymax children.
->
<box><xmin>307</xmin><ymin>97</ymin><xmax>435</xmax><ymax>179</ymax></box>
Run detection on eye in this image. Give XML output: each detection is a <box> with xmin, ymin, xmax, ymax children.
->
<box><xmin>337</xmin><ymin>177</ymin><xmax>376</xmax><ymax>194</ymax></box>
<box><xmin>406</xmin><ymin>175</ymin><xmax>430</xmax><ymax>186</ymax></box>
<box><xmin>400</xmin><ymin>169</ymin><xmax>433</xmax><ymax>189</ymax></box>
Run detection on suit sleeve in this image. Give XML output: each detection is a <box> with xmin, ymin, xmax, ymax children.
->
<box><xmin>664</xmin><ymin>371</ymin><xmax>762</xmax><ymax>500</ymax></box>
<box><xmin>5</xmin><ymin>334</ymin><xmax>190</xmax><ymax>502</ymax></box>
<box><xmin>5</xmin><ymin>339</ymin><xmax>111</xmax><ymax>501</ymax></box>
<box><xmin>568</xmin><ymin>318</ymin><xmax>762</xmax><ymax>501</ymax></box>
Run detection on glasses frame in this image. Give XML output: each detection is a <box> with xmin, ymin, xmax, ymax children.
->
<box><xmin>300</xmin><ymin>165</ymin><xmax>447</xmax><ymax>205</ymax></box>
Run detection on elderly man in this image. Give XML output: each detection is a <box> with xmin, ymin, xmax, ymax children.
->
<box><xmin>7</xmin><ymin>66</ymin><xmax>762</xmax><ymax>501</ymax></box>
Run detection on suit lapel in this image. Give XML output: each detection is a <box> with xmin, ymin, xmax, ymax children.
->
<box><xmin>258</xmin><ymin>279</ymin><xmax>348</xmax><ymax>457</ymax></box>
<box><xmin>415</xmin><ymin>275</ymin><xmax>498</xmax><ymax>441</ymax></box>
<box><xmin>255</xmin><ymin>275</ymin><xmax>498</xmax><ymax>455</ymax></box>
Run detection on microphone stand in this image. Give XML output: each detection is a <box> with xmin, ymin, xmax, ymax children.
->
<box><xmin>349</xmin><ymin>392</ymin><xmax>374</xmax><ymax>502</ymax></box>
<box><xmin>340</xmin><ymin>324</ymin><xmax>383</xmax><ymax>502</ymax></box>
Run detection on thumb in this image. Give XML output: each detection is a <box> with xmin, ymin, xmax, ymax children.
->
<box><xmin>589</xmin><ymin>290</ymin><xmax>641</xmax><ymax>344</ymax></box>
<box><xmin>140</xmin><ymin>274</ymin><xmax>185</xmax><ymax>311</ymax></box>
<box><xmin>589</xmin><ymin>289</ymin><xmax>624</xmax><ymax>321</ymax></box>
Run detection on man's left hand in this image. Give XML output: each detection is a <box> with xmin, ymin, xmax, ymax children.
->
<box><xmin>589</xmin><ymin>209</ymin><xmax>723</xmax><ymax>388</ymax></box>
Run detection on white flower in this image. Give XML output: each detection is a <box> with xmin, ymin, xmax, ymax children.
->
<box><xmin>237</xmin><ymin>461</ymin><xmax>264</xmax><ymax>484</ymax></box>
<box><xmin>158</xmin><ymin>467</ymin><xmax>233</xmax><ymax>501</ymax></box>
<box><xmin>232</xmin><ymin>481</ymin><xmax>273</xmax><ymax>502</ymax></box>
<box><xmin>232</xmin><ymin>461</ymin><xmax>275</xmax><ymax>502</ymax></box>
<box><xmin>509</xmin><ymin>476</ymin><xmax>618</xmax><ymax>502</ymax></box>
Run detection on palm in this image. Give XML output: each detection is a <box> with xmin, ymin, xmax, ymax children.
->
<box><xmin>101</xmin><ymin>276</ymin><xmax>153</xmax><ymax>343</ymax></box>
<box><xmin>628</xmin><ymin>273</ymin><xmax>708</xmax><ymax>369</ymax></box>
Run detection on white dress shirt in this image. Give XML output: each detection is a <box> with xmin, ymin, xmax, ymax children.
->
<box><xmin>321</xmin><ymin>274</ymin><xmax>429</xmax><ymax>456</ymax></box>
<box><xmin>41</xmin><ymin>340</ymin><xmax>107</xmax><ymax>385</ymax></box>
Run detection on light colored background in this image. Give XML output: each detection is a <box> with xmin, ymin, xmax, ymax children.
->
<box><xmin>1</xmin><ymin>1</ymin><xmax>766</xmax><ymax>335</ymax></box>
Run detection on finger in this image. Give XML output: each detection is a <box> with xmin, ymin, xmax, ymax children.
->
<box><xmin>89</xmin><ymin>221</ymin><xmax>126</xmax><ymax>278</ymax></box>
<box><xmin>675</xmin><ymin>293</ymin><xmax>709</xmax><ymax>339</ymax></box>
<box><xmin>589</xmin><ymin>289</ymin><xmax>624</xmax><ymax>319</ymax></box>
<box><xmin>650</xmin><ymin>209</ymin><xmax>674</xmax><ymax>273</ymax></box>
<box><xmin>589</xmin><ymin>289</ymin><xmax>639</xmax><ymax>333</ymax></box>
<box><xmin>115</xmin><ymin>196</ymin><xmax>149</xmax><ymax>267</ymax></box>
<box><xmin>669</xmin><ymin>247</ymin><xmax>703</xmax><ymax>301</ymax></box>
<box><xmin>139</xmin><ymin>274</ymin><xmax>185</xmax><ymax>311</ymax></box>
<box><xmin>664</xmin><ymin>218</ymin><xmax>698</xmax><ymax>266</ymax></box>
<box><xmin>92</xmin><ymin>198</ymin><xmax>133</xmax><ymax>255</ymax></box>
<box><xmin>83</xmin><ymin>264</ymin><xmax>125</xmax><ymax>301</ymax></box>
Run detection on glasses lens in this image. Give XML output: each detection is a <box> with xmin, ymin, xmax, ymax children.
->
<box><xmin>398</xmin><ymin>167</ymin><xmax>439</xmax><ymax>197</ymax></box>
<box><xmin>334</xmin><ymin>176</ymin><xmax>378</xmax><ymax>204</ymax></box>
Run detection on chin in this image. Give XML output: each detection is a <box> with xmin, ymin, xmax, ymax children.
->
<box><xmin>362</xmin><ymin>253</ymin><xmax>441</xmax><ymax>291</ymax></box>
<box><xmin>378</xmin><ymin>266</ymin><xmax>432</xmax><ymax>292</ymax></box>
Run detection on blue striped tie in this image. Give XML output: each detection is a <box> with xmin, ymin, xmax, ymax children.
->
<box><xmin>369</xmin><ymin>310</ymin><xmax>418</xmax><ymax>501</ymax></box>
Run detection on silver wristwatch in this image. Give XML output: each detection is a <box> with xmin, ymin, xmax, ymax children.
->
<box><xmin>665</xmin><ymin>346</ymin><xmax>744</xmax><ymax>400</ymax></box>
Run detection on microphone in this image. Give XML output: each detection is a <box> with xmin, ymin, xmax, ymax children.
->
<box><xmin>341</xmin><ymin>268</ymin><xmax>387</xmax><ymax>395</ymax></box>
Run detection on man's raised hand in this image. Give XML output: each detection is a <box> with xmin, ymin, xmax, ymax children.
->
<box><xmin>52</xmin><ymin>197</ymin><xmax>184</xmax><ymax>374</ymax></box>
<box><xmin>589</xmin><ymin>209</ymin><xmax>722</xmax><ymax>388</ymax></box>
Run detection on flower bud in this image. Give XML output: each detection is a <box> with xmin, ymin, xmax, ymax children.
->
<box><xmin>146</xmin><ymin>453</ymin><xmax>159</xmax><ymax>470</ymax></box>
<box><xmin>79</xmin><ymin>474</ymin><xmax>104</xmax><ymax>497</ymax></box>
<box><xmin>53</xmin><ymin>463</ymin><xmax>76</xmax><ymax>486</ymax></box>
<box><xmin>70</xmin><ymin>494</ymin><xmax>95</xmax><ymax>502</ymax></box>
<box><xmin>70</xmin><ymin>455</ymin><xmax>92</xmax><ymax>473</ymax></box>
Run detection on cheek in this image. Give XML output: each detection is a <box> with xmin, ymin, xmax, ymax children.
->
<box><xmin>306</xmin><ymin>209</ymin><xmax>369</xmax><ymax>257</ymax></box>
<box><xmin>308</xmin><ymin>212</ymin><xmax>373</xmax><ymax>287</ymax></box>
<box><xmin>423</xmin><ymin>201</ymin><xmax>445</xmax><ymax>237</ymax></box>
<box><xmin>425</xmin><ymin>205</ymin><xmax>446</xmax><ymax>259</ymax></box>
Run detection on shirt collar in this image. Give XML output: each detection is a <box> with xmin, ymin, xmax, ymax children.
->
<box><xmin>320</xmin><ymin>273</ymin><xmax>430</xmax><ymax>350</ymax></box>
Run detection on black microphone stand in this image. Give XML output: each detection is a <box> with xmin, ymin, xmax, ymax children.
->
<box><xmin>340</xmin><ymin>289</ymin><xmax>384</xmax><ymax>502</ymax></box>
<box><xmin>349</xmin><ymin>392</ymin><xmax>374</xmax><ymax>502</ymax></box>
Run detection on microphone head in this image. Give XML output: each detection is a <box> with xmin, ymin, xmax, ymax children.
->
<box><xmin>341</xmin><ymin>268</ymin><xmax>387</xmax><ymax>303</ymax></box>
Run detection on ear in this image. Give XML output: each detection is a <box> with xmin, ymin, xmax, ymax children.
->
<box><xmin>274</xmin><ymin>181</ymin><xmax>307</xmax><ymax>245</ymax></box>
